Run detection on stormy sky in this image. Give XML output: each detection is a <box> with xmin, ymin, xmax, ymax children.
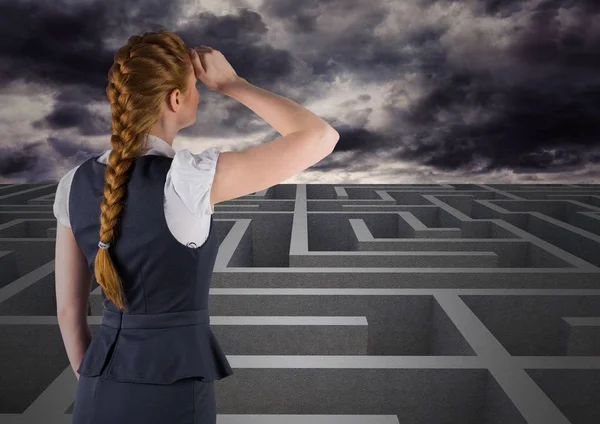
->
<box><xmin>1</xmin><ymin>0</ymin><xmax>599</xmax><ymax>184</ymax></box>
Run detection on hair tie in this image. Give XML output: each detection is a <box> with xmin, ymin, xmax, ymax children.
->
<box><xmin>98</xmin><ymin>241</ymin><xmax>111</xmax><ymax>250</ymax></box>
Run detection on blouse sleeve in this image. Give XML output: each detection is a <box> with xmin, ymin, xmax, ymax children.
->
<box><xmin>53</xmin><ymin>167</ymin><xmax>77</xmax><ymax>228</ymax></box>
<box><xmin>170</xmin><ymin>147</ymin><xmax>221</xmax><ymax>216</ymax></box>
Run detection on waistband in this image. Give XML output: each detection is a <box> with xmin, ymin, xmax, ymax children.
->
<box><xmin>102</xmin><ymin>308</ymin><xmax>210</xmax><ymax>329</ymax></box>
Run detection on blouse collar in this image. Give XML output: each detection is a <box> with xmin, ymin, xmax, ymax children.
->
<box><xmin>144</xmin><ymin>133</ymin><xmax>175</xmax><ymax>158</ymax></box>
<box><xmin>98</xmin><ymin>133</ymin><xmax>176</xmax><ymax>162</ymax></box>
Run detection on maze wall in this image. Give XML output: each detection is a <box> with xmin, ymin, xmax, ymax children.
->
<box><xmin>0</xmin><ymin>183</ymin><xmax>599</xmax><ymax>424</ymax></box>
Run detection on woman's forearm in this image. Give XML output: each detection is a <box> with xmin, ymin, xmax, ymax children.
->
<box><xmin>220</xmin><ymin>77</ymin><xmax>337</xmax><ymax>139</ymax></box>
<box><xmin>58</xmin><ymin>311</ymin><xmax>92</xmax><ymax>380</ymax></box>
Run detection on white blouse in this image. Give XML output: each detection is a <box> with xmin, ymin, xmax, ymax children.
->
<box><xmin>53</xmin><ymin>134</ymin><xmax>221</xmax><ymax>249</ymax></box>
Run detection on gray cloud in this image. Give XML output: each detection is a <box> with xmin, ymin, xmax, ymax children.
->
<box><xmin>0</xmin><ymin>0</ymin><xmax>599</xmax><ymax>183</ymax></box>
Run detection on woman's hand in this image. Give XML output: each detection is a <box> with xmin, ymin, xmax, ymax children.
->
<box><xmin>188</xmin><ymin>45</ymin><xmax>240</xmax><ymax>92</ymax></box>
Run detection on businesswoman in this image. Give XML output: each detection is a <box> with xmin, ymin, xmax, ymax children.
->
<box><xmin>54</xmin><ymin>29</ymin><xmax>339</xmax><ymax>423</ymax></box>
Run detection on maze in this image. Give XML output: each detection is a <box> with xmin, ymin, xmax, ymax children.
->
<box><xmin>0</xmin><ymin>183</ymin><xmax>599</xmax><ymax>424</ymax></box>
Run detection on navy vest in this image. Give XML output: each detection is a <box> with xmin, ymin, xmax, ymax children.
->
<box><xmin>68</xmin><ymin>154</ymin><xmax>234</xmax><ymax>384</ymax></box>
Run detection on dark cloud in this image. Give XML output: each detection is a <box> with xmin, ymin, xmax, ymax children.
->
<box><xmin>377</xmin><ymin>0</ymin><xmax>600</xmax><ymax>177</ymax></box>
<box><xmin>0</xmin><ymin>143</ymin><xmax>42</xmax><ymax>177</ymax></box>
<box><xmin>331</xmin><ymin>126</ymin><xmax>387</xmax><ymax>153</ymax></box>
<box><xmin>1</xmin><ymin>0</ymin><xmax>599</xmax><ymax>183</ymax></box>
<box><xmin>476</xmin><ymin>0</ymin><xmax>524</xmax><ymax>16</ymax></box>
<box><xmin>33</xmin><ymin>103</ymin><xmax>110</xmax><ymax>136</ymax></box>
<box><xmin>0</xmin><ymin>137</ymin><xmax>98</xmax><ymax>181</ymax></box>
<box><xmin>509</xmin><ymin>2</ymin><xmax>600</xmax><ymax>70</ymax></box>
<box><xmin>0</xmin><ymin>0</ymin><xmax>295</xmax><ymax>136</ymax></box>
<box><xmin>47</xmin><ymin>136</ymin><xmax>101</xmax><ymax>159</ymax></box>
<box><xmin>393</xmin><ymin>68</ymin><xmax>600</xmax><ymax>173</ymax></box>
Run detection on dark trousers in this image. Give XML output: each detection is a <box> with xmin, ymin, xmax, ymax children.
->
<box><xmin>72</xmin><ymin>369</ymin><xmax>216</xmax><ymax>424</ymax></box>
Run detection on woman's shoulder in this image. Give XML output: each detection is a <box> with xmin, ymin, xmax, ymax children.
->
<box><xmin>165</xmin><ymin>147</ymin><xmax>221</xmax><ymax>217</ymax></box>
<box><xmin>53</xmin><ymin>163</ymin><xmax>83</xmax><ymax>228</ymax></box>
<box><xmin>52</xmin><ymin>152</ymin><xmax>106</xmax><ymax>227</ymax></box>
<box><xmin>171</xmin><ymin>147</ymin><xmax>221</xmax><ymax>172</ymax></box>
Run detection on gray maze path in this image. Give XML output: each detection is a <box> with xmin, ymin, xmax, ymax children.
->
<box><xmin>0</xmin><ymin>183</ymin><xmax>599</xmax><ymax>424</ymax></box>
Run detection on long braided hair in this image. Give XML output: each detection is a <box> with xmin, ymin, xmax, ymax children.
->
<box><xmin>95</xmin><ymin>30</ymin><xmax>192</xmax><ymax>312</ymax></box>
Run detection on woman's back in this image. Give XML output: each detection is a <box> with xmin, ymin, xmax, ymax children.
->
<box><xmin>69</xmin><ymin>153</ymin><xmax>232</xmax><ymax>385</ymax></box>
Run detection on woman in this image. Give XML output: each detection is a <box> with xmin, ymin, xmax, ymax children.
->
<box><xmin>54</xmin><ymin>29</ymin><xmax>339</xmax><ymax>423</ymax></box>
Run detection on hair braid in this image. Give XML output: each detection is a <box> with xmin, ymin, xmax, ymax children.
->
<box><xmin>94</xmin><ymin>30</ymin><xmax>192</xmax><ymax>312</ymax></box>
